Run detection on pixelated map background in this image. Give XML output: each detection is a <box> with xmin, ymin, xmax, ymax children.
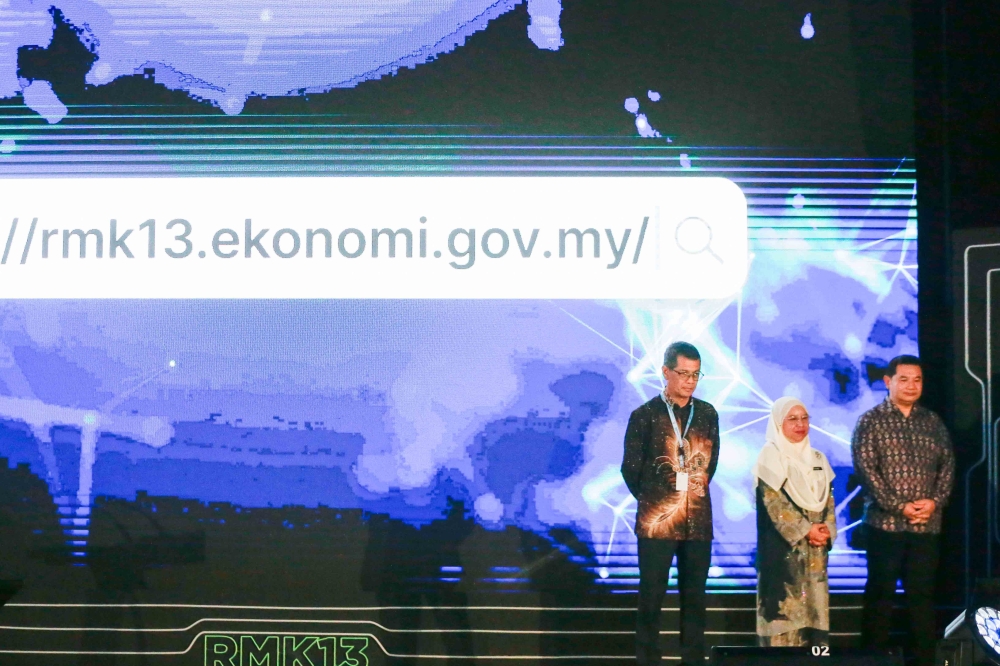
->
<box><xmin>0</xmin><ymin>0</ymin><xmax>915</xmax><ymax>625</ymax></box>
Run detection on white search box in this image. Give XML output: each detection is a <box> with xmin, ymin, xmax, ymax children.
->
<box><xmin>0</xmin><ymin>176</ymin><xmax>748</xmax><ymax>299</ymax></box>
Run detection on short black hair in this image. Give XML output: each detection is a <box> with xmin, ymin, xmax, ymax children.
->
<box><xmin>663</xmin><ymin>341</ymin><xmax>701</xmax><ymax>369</ymax></box>
<box><xmin>885</xmin><ymin>355</ymin><xmax>921</xmax><ymax>378</ymax></box>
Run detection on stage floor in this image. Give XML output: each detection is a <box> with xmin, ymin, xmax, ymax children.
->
<box><xmin>0</xmin><ymin>592</ymin><xmax>869</xmax><ymax>664</ymax></box>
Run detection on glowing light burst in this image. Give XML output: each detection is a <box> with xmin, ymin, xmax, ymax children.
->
<box><xmin>783</xmin><ymin>183</ymin><xmax>918</xmax><ymax>302</ymax></box>
<box><xmin>562</xmin><ymin>176</ymin><xmax>917</xmax><ymax>586</ymax></box>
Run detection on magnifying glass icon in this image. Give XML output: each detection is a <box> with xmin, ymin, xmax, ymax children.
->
<box><xmin>675</xmin><ymin>217</ymin><xmax>723</xmax><ymax>264</ymax></box>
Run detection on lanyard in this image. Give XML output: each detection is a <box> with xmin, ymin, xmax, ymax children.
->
<box><xmin>662</xmin><ymin>394</ymin><xmax>695</xmax><ymax>466</ymax></box>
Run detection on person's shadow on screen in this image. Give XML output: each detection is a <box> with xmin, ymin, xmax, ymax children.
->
<box><xmin>519</xmin><ymin>527</ymin><xmax>600</xmax><ymax>658</ymax></box>
<box><xmin>80</xmin><ymin>496</ymin><xmax>205</xmax><ymax>666</ymax></box>
<box><xmin>0</xmin><ymin>459</ymin><xmax>62</xmax><ymax>597</ymax></box>
<box><xmin>361</xmin><ymin>497</ymin><xmax>474</xmax><ymax>666</ymax></box>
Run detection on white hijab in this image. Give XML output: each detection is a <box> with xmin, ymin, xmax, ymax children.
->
<box><xmin>751</xmin><ymin>396</ymin><xmax>835</xmax><ymax>514</ymax></box>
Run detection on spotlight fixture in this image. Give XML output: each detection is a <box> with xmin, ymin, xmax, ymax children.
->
<box><xmin>973</xmin><ymin>607</ymin><xmax>1000</xmax><ymax>656</ymax></box>
<box><xmin>940</xmin><ymin>581</ymin><xmax>1000</xmax><ymax>666</ymax></box>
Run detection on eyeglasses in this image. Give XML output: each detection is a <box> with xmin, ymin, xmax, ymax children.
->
<box><xmin>670</xmin><ymin>370</ymin><xmax>704</xmax><ymax>382</ymax></box>
<box><xmin>784</xmin><ymin>415</ymin><xmax>810</xmax><ymax>424</ymax></box>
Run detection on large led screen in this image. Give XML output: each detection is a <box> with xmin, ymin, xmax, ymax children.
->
<box><xmin>0</xmin><ymin>0</ymin><xmax>917</xmax><ymax>662</ymax></box>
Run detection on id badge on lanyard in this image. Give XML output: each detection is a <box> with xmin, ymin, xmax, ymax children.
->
<box><xmin>664</xmin><ymin>398</ymin><xmax>695</xmax><ymax>492</ymax></box>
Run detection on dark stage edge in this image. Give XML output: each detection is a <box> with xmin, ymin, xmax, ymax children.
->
<box><xmin>0</xmin><ymin>592</ymin><xmax>866</xmax><ymax>664</ymax></box>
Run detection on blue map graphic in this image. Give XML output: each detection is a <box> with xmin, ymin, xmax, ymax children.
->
<box><xmin>0</xmin><ymin>189</ymin><xmax>919</xmax><ymax>590</ymax></box>
<box><xmin>0</xmin><ymin>0</ymin><xmax>562</xmax><ymax>116</ymax></box>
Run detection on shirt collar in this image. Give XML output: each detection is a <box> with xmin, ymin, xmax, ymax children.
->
<box><xmin>661</xmin><ymin>392</ymin><xmax>693</xmax><ymax>411</ymax></box>
<box><xmin>881</xmin><ymin>395</ymin><xmax>920</xmax><ymax>418</ymax></box>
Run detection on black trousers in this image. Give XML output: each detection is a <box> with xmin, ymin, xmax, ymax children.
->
<box><xmin>862</xmin><ymin>526</ymin><xmax>940</xmax><ymax>666</ymax></box>
<box><xmin>636</xmin><ymin>538</ymin><xmax>712</xmax><ymax>666</ymax></box>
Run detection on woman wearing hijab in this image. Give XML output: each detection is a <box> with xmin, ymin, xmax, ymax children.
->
<box><xmin>752</xmin><ymin>397</ymin><xmax>837</xmax><ymax>648</ymax></box>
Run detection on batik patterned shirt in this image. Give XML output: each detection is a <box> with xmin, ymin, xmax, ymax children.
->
<box><xmin>621</xmin><ymin>395</ymin><xmax>720</xmax><ymax>541</ymax></box>
<box><xmin>850</xmin><ymin>397</ymin><xmax>955</xmax><ymax>534</ymax></box>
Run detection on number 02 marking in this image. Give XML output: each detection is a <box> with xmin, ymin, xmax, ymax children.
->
<box><xmin>811</xmin><ymin>646</ymin><xmax>831</xmax><ymax>657</ymax></box>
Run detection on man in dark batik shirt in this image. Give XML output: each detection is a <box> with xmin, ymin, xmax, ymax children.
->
<box><xmin>622</xmin><ymin>341</ymin><xmax>720</xmax><ymax>666</ymax></box>
<box><xmin>851</xmin><ymin>355</ymin><xmax>954</xmax><ymax>666</ymax></box>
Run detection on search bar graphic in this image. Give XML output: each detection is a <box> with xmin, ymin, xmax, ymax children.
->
<box><xmin>0</xmin><ymin>176</ymin><xmax>748</xmax><ymax>299</ymax></box>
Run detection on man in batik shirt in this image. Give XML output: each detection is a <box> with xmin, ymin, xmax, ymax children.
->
<box><xmin>851</xmin><ymin>355</ymin><xmax>954</xmax><ymax>666</ymax></box>
<box><xmin>622</xmin><ymin>341</ymin><xmax>720</xmax><ymax>666</ymax></box>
